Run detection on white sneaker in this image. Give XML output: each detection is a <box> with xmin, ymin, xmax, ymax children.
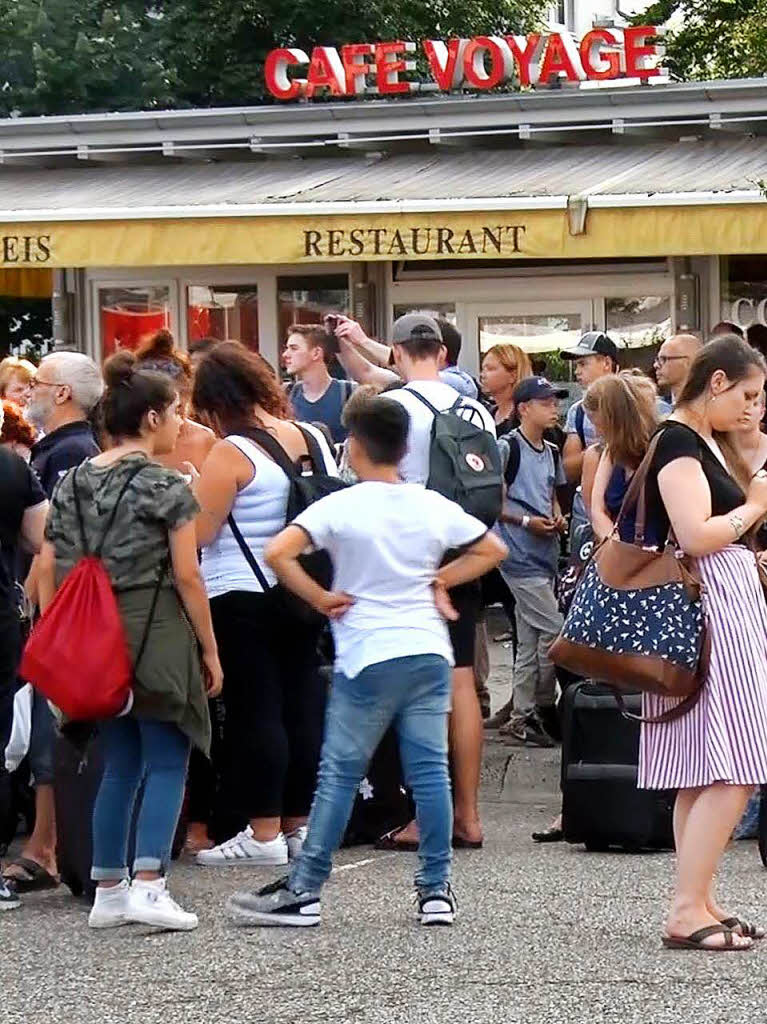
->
<box><xmin>0</xmin><ymin>880</ymin><xmax>20</xmax><ymax>912</ymax></box>
<box><xmin>88</xmin><ymin>879</ymin><xmax>132</xmax><ymax>929</ymax></box>
<box><xmin>286</xmin><ymin>826</ymin><xmax>308</xmax><ymax>860</ymax></box>
<box><xmin>195</xmin><ymin>826</ymin><xmax>288</xmax><ymax>867</ymax></box>
<box><xmin>127</xmin><ymin>878</ymin><xmax>198</xmax><ymax>931</ymax></box>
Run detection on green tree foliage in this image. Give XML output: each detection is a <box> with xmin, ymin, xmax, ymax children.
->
<box><xmin>0</xmin><ymin>0</ymin><xmax>546</xmax><ymax>115</ymax></box>
<box><xmin>642</xmin><ymin>0</ymin><xmax>767</xmax><ymax>80</ymax></box>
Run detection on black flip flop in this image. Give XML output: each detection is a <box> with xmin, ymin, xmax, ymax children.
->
<box><xmin>452</xmin><ymin>835</ymin><xmax>483</xmax><ymax>850</ymax></box>
<box><xmin>374</xmin><ymin>828</ymin><xmax>418</xmax><ymax>853</ymax></box>
<box><xmin>721</xmin><ymin>917</ymin><xmax>765</xmax><ymax>940</ymax></box>
<box><xmin>3</xmin><ymin>857</ymin><xmax>59</xmax><ymax>893</ymax></box>
<box><xmin>662</xmin><ymin>924</ymin><xmax>751</xmax><ymax>951</ymax></box>
<box><xmin>532</xmin><ymin>826</ymin><xmax>564</xmax><ymax>844</ymax></box>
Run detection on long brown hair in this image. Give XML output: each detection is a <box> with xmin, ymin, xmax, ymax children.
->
<box><xmin>192</xmin><ymin>340</ymin><xmax>289</xmax><ymax>437</ymax></box>
<box><xmin>582</xmin><ymin>371</ymin><xmax>659</xmax><ymax>469</ymax></box>
<box><xmin>678</xmin><ymin>334</ymin><xmax>767</xmax><ymax>492</ymax></box>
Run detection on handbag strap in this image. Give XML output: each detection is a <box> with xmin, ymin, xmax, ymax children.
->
<box><xmin>227</xmin><ymin>512</ymin><xmax>271</xmax><ymax>592</ymax></box>
<box><xmin>133</xmin><ymin>556</ymin><xmax>169</xmax><ymax>677</ymax></box>
<box><xmin>613</xmin><ymin>428</ymin><xmax>665</xmax><ymax>546</ymax></box>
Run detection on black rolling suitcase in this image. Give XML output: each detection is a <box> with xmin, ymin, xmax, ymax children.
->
<box><xmin>561</xmin><ymin>681</ymin><xmax>675</xmax><ymax>852</ymax></box>
<box><xmin>54</xmin><ymin>730</ymin><xmax>187</xmax><ymax>902</ymax></box>
<box><xmin>342</xmin><ymin>726</ymin><xmax>413</xmax><ymax>847</ymax></box>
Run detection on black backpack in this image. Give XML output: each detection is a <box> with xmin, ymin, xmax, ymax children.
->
<box><xmin>227</xmin><ymin>424</ymin><xmax>347</xmax><ymax>624</ymax></box>
<box><xmin>407</xmin><ymin>388</ymin><xmax>502</xmax><ymax>527</ymax></box>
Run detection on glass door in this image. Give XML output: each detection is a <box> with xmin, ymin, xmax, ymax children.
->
<box><xmin>465</xmin><ymin>300</ymin><xmax>593</xmax><ymax>382</ymax></box>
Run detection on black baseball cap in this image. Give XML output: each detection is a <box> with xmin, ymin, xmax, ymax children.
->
<box><xmin>561</xmin><ymin>331</ymin><xmax>619</xmax><ymax>362</ymax></box>
<box><xmin>513</xmin><ymin>377</ymin><xmax>569</xmax><ymax>404</ymax></box>
<box><xmin>391</xmin><ymin>313</ymin><xmax>443</xmax><ymax>345</ymax></box>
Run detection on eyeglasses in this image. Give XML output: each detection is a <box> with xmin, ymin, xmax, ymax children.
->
<box><xmin>29</xmin><ymin>378</ymin><xmax>60</xmax><ymax>389</ymax></box>
<box><xmin>654</xmin><ymin>355</ymin><xmax>690</xmax><ymax>366</ymax></box>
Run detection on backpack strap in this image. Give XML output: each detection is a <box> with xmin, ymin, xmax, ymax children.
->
<box><xmin>294</xmin><ymin>424</ymin><xmax>326</xmax><ymax>474</ymax></box>
<box><xmin>503</xmin><ymin>433</ymin><xmax>521</xmax><ymax>489</ymax></box>
<box><xmin>405</xmin><ymin>387</ymin><xmax>441</xmax><ymax>418</ymax></box>
<box><xmin>575</xmin><ymin>403</ymin><xmax>587</xmax><ymax>449</ymax></box>
<box><xmin>341</xmin><ymin>379</ymin><xmax>355</xmax><ymax>403</ymax></box>
<box><xmin>234</xmin><ymin>426</ymin><xmax>300</xmax><ymax>481</ymax></box>
<box><xmin>71</xmin><ymin>461</ymin><xmax>148</xmax><ymax>558</ymax></box>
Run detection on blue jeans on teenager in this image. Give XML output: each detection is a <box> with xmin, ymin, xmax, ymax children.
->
<box><xmin>289</xmin><ymin>653</ymin><xmax>452</xmax><ymax>895</ymax></box>
<box><xmin>91</xmin><ymin>718</ymin><xmax>190</xmax><ymax>881</ymax></box>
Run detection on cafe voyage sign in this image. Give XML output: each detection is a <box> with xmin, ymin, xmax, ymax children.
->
<box><xmin>265</xmin><ymin>27</ymin><xmax>663</xmax><ymax>100</ymax></box>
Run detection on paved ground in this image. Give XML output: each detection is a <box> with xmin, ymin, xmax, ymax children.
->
<box><xmin>5</xmin><ymin>618</ymin><xmax>767</xmax><ymax>1024</ymax></box>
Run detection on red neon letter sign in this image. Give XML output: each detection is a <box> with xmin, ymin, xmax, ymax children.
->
<box><xmin>375</xmin><ymin>41</ymin><xmax>414</xmax><ymax>95</ymax></box>
<box><xmin>423</xmin><ymin>39</ymin><xmax>468</xmax><ymax>91</ymax></box>
<box><xmin>463</xmin><ymin>36</ymin><xmax>514</xmax><ymax>90</ymax></box>
<box><xmin>623</xmin><ymin>26</ymin><xmax>661</xmax><ymax>80</ymax></box>
<box><xmin>341</xmin><ymin>43</ymin><xmax>375</xmax><ymax>95</ymax></box>
<box><xmin>579</xmin><ymin>29</ymin><xmax>620</xmax><ymax>80</ymax></box>
<box><xmin>305</xmin><ymin>47</ymin><xmax>347</xmax><ymax>98</ymax></box>
<box><xmin>264</xmin><ymin>48</ymin><xmax>309</xmax><ymax>100</ymax></box>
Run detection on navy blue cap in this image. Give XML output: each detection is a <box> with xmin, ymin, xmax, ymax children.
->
<box><xmin>513</xmin><ymin>377</ymin><xmax>569</xmax><ymax>404</ymax></box>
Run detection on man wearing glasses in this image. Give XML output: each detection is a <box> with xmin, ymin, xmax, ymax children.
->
<box><xmin>2</xmin><ymin>352</ymin><xmax>102</xmax><ymax>897</ymax></box>
<box><xmin>654</xmin><ymin>333</ymin><xmax>703</xmax><ymax>409</ymax></box>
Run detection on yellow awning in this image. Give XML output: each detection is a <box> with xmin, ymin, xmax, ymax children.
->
<box><xmin>2</xmin><ymin>204</ymin><xmax>767</xmax><ymax>267</ymax></box>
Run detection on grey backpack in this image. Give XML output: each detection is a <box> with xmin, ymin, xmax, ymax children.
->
<box><xmin>407</xmin><ymin>389</ymin><xmax>502</xmax><ymax>527</ymax></box>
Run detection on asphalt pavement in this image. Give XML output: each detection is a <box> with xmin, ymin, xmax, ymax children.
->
<box><xmin>4</xmin><ymin>619</ymin><xmax>767</xmax><ymax>1024</ymax></box>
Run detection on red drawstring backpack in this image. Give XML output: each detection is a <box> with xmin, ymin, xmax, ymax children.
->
<box><xmin>22</xmin><ymin>462</ymin><xmax>157</xmax><ymax>721</ymax></box>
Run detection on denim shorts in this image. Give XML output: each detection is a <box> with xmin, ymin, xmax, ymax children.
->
<box><xmin>27</xmin><ymin>689</ymin><xmax>56</xmax><ymax>786</ymax></box>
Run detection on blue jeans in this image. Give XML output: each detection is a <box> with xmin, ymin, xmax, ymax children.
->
<box><xmin>289</xmin><ymin>654</ymin><xmax>452</xmax><ymax>895</ymax></box>
<box><xmin>91</xmin><ymin>718</ymin><xmax>190</xmax><ymax>881</ymax></box>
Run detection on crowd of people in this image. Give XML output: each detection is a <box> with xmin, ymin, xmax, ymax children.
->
<box><xmin>0</xmin><ymin>310</ymin><xmax>766</xmax><ymax>948</ymax></box>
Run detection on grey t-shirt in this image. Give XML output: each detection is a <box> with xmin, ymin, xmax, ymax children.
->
<box><xmin>496</xmin><ymin>429</ymin><xmax>566</xmax><ymax>579</ymax></box>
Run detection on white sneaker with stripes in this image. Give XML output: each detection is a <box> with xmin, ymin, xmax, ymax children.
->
<box><xmin>195</xmin><ymin>826</ymin><xmax>288</xmax><ymax>867</ymax></box>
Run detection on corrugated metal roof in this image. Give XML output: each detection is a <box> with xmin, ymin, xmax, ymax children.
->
<box><xmin>0</xmin><ymin>137</ymin><xmax>764</xmax><ymax>214</ymax></box>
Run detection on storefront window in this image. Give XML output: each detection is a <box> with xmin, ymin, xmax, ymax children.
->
<box><xmin>606</xmin><ymin>295</ymin><xmax>670</xmax><ymax>350</ymax></box>
<box><xmin>277</xmin><ymin>275</ymin><xmax>349</xmax><ymax>347</ymax></box>
<box><xmin>479</xmin><ymin>313</ymin><xmax>581</xmax><ymax>356</ymax></box>
<box><xmin>720</xmin><ymin>256</ymin><xmax>767</xmax><ymax>330</ymax></box>
<box><xmin>99</xmin><ymin>285</ymin><xmax>171</xmax><ymax>357</ymax></box>
<box><xmin>187</xmin><ymin>285</ymin><xmax>259</xmax><ymax>350</ymax></box>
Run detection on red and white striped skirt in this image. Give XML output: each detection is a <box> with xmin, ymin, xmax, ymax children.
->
<box><xmin>639</xmin><ymin>544</ymin><xmax>767</xmax><ymax>790</ymax></box>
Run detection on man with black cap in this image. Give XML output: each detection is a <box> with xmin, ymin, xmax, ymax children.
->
<box><xmin>374</xmin><ymin>313</ymin><xmax>496</xmax><ymax>852</ymax></box>
<box><xmin>496</xmin><ymin>377</ymin><xmax>569</xmax><ymax>746</ymax></box>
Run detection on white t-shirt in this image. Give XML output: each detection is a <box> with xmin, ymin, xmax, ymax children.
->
<box><xmin>294</xmin><ymin>481</ymin><xmax>487</xmax><ymax>678</ymax></box>
<box><xmin>382</xmin><ymin>381</ymin><xmax>497</xmax><ymax>484</ymax></box>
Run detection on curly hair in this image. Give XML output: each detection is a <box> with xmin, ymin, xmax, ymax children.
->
<box><xmin>0</xmin><ymin>399</ymin><xmax>36</xmax><ymax>448</ymax></box>
<box><xmin>192</xmin><ymin>340</ymin><xmax>289</xmax><ymax>436</ymax></box>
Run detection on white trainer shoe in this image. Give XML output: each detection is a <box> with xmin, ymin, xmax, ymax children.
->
<box><xmin>127</xmin><ymin>878</ymin><xmax>198</xmax><ymax>931</ymax></box>
<box><xmin>286</xmin><ymin>826</ymin><xmax>308</xmax><ymax>860</ymax></box>
<box><xmin>195</xmin><ymin>826</ymin><xmax>288</xmax><ymax>867</ymax></box>
<box><xmin>88</xmin><ymin>879</ymin><xmax>132</xmax><ymax>929</ymax></box>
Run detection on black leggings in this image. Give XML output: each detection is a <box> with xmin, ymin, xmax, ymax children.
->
<box><xmin>211</xmin><ymin>591</ymin><xmax>326</xmax><ymax>821</ymax></box>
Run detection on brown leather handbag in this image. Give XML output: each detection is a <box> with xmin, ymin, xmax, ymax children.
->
<box><xmin>550</xmin><ymin>432</ymin><xmax>708</xmax><ymax>723</ymax></box>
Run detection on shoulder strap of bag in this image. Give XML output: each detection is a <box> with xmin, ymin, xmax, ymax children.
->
<box><xmin>71</xmin><ymin>461</ymin><xmax>148</xmax><ymax>558</ymax></box>
<box><xmin>504</xmin><ymin>433</ymin><xmax>521</xmax><ymax>489</ymax></box>
<box><xmin>227</xmin><ymin>512</ymin><xmax>271</xmax><ymax>591</ymax></box>
<box><xmin>236</xmin><ymin>426</ymin><xmax>300</xmax><ymax>481</ymax></box>
<box><xmin>613</xmin><ymin>428</ymin><xmax>666</xmax><ymax>545</ymax></box>
<box><xmin>575</xmin><ymin>403</ymin><xmax>586</xmax><ymax>449</ymax></box>
<box><xmin>133</xmin><ymin>555</ymin><xmax>169</xmax><ymax>677</ymax></box>
<box><xmin>294</xmin><ymin>424</ymin><xmax>326</xmax><ymax>474</ymax></box>
<box><xmin>341</xmin><ymin>379</ymin><xmax>354</xmax><ymax>403</ymax></box>
<box><xmin>405</xmin><ymin>387</ymin><xmax>441</xmax><ymax>418</ymax></box>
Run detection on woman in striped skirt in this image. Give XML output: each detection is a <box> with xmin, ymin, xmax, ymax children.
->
<box><xmin>638</xmin><ymin>336</ymin><xmax>767</xmax><ymax>952</ymax></box>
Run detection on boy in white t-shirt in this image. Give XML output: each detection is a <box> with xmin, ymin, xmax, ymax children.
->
<box><xmin>227</xmin><ymin>398</ymin><xmax>506</xmax><ymax>929</ymax></box>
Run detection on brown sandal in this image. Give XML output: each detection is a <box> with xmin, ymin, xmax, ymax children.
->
<box><xmin>662</xmin><ymin>924</ymin><xmax>751</xmax><ymax>951</ymax></box>
<box><xmin>721</xmin><ymin>917</ymin><xmax>765</xmax><ymax>940</ymax></box>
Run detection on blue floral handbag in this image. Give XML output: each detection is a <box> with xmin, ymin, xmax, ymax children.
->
<box><xmin>550</xmin><ymin>432</ymin><xmax>707</xmax><ymax>723</ymax></box>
